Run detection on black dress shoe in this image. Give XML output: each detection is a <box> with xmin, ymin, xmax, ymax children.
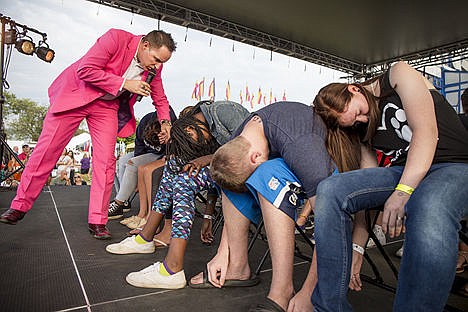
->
<box><xmin>0</xmin><ymin>209</ymin><xmax>26</xmax><ymax>225</ymax></box>
<box><xmin>88</xmin><ymin>223</ymin><xmax>111</xmax><ymax>239</ymax></box>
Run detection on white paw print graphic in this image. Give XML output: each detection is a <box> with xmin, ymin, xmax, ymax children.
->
<box><xmin>390</xmin><ymin>108</ymin><xmax>412</xmax><ymax>142</ymax></box>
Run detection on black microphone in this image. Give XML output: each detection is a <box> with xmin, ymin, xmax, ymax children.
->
<box><xmin>136</xmin><ymin>68</ymin><xmax>156</xmax><ymax>102</ymax></box>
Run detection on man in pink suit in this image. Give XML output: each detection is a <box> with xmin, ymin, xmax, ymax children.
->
<box><xmin>0</xmin><ymin>29</ymin><xmax>177</xmax><ymax>239</ymax></box>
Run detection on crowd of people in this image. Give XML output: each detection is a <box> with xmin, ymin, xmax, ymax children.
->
<box><xmin>0</xmin><ymin>26</ymin><xmax>467</xmax><ymax>312</ymax></box>
<box><xmin>1</xmin><ymin>144</ymin><xmax>92</xmax><ymax>188</ymax></box>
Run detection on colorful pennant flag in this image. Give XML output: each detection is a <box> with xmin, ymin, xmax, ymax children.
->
<box><xmin>226</xmin><ymin>81</ymin><xmax>231</xmax><ymax>100</ymax></box>
<box><xmin>198</xmin><ymin>78</ymin><xmax>205</xmax><ymax>100</ymax></box>
<box><xmin>257</xmin><ymin>87</ymin><xmax>262</xmax><ymax>105</ymax></box>
<box><xmin>239</xmin><ymin>90</ymin><xmax>243</xmax><ymax>104</ymax></box>
<box><xmin>208</xmin><ymin>78</ymin><xmax>215</xmax><ymax>100</ymax></box>
<box><xmin>282</xmin><ymin>90</ymin><xmax>287</xmax><ymax>101</ymax></box>
<box><xmin>191</xmin><ymin>81</ymin><xmax>199</xmax><ymax>99</ymax></box>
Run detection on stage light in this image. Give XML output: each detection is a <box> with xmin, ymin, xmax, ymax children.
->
<box><xmin>35</xmin><ymin>42</ymin><xmax>55</xmax><ymax>63</ymax></box>
<box><xmin>15</xmin><ymin>38</ymin><xmax>35</xmax><ymax>55</ymax></box>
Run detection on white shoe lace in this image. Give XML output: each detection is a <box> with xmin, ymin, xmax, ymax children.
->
<box><xmin>108</xmin><ymin>201</ymin><xmax>121</xmax><ymax>214</ymax></box>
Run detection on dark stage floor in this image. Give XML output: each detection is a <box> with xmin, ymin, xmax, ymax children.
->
<box><xmin>0</xmin><ymin>186</ymin><xmax>467</xmax><ymax>312</ymax></box>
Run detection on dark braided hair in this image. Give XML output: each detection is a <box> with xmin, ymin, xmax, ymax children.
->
<box><xmin>143</xmin><ymin>117</ymin><xmax>163</xmax><ymax>152</ymax></box>
<box><xmin>167</xmin><ymin>101</ymin><xmax>220</xmax><ymax>168</ymax></box>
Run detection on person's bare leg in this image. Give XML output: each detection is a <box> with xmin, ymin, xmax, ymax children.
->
<box><xmin>288</xmin><ymin>252</ymin><xmax>317</xmax><ymax>311</ymax></box>
<box><xmin>136</xmin><ymin>165</ymin><xmax>148</xmax><ymax>218</ymax></box>
<box><xmin>139</xmin><ymin>211</ymin><xmax>163</xmax><ymax>241</ymax></box>
<box><xmin>191</xmin><ymin>193</ymin><xmax>251</xmax><ymax>285</ymax></box>
<box><xmin>164</xmin><ymin>238</ymin><xmax>187</xmax><ymax>273</ymax></box>
<box><xmin>153</xmin><ymin>219</ymin><xmax>172</xmax><ymax>246</ymax></box>
<box><xmin>144</xmin><ymin>163</ymin><xmax>157</xmax><ymax>218</ymax></box>
<box><xmin>259</xmin><ymin>193</ymin><xmax>295</xmax><ymax>310</ymax></box>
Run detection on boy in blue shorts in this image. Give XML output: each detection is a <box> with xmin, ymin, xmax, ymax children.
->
<box><xmin>189</xmin><ymin>102</ymin><xmax>335</xmax><ymax>312</ymax></box>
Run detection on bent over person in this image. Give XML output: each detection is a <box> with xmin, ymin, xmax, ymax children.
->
<box><xmin>189</xmin><ymin>102</ymin><xmax>336</xmax><ymax>311</ymax></box>
<box><xmin>0</xmin><ymin>28</ymin><xmax>176</xmax><ymax>239</ymax></box>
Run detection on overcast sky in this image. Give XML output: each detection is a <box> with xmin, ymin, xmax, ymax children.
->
<box><xmin>1</xmin><ymin>0</ymin><xmax>346</xmax><ymax>119</ymax></box>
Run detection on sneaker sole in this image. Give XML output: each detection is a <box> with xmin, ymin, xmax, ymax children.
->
<box><xmin>126</xmin><ymin>275</ymin><xmax>186</xmax><ymax>289</ymax></box>
<box><xmin>106</xmin><ymin>246</ymin><xmax>155</xmax><ymax>254</ymax></box>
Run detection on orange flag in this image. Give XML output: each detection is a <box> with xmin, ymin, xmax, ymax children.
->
<box><xmin>257</xmin><ymin>87</ymin><xmax>262</xmax><ymax>104</ymax></box>
<box><xmin>226</xmin><ymin>81</ymin><xmax>231</xmax><ymax>100</ymax></box>
<box><xmin>198</xmin><ymin>78</ymin><xmax>205</xmax><ymax>100</ymax></box>
<box><xmin>208</xmin><ymin>78</ymin><xmax>215</xmax><ymax>100</ymax></box>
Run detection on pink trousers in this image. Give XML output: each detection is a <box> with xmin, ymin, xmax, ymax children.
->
<box><xmin>10</xmin><ymin>99</ymin><xmax>119</xmax><ymax>225</ymax></box>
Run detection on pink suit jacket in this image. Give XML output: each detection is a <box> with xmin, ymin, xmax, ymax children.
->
<box><xmin>47</xmin><ymin>28</ymin><xmax>170</xmax><ymax>137</ymax></box>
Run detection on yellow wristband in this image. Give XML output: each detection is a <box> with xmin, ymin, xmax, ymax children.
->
<box><xmin>298</xmin><ymin>214</ymin><xmax>308</xmax><ymax>220</ymax></box>
<box><xmin>395</xmin><ymin>183</ymin><xmax>414</xmax><ymax>195</ymax></box>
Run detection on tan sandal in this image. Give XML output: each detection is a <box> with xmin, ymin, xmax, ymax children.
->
<box><xmin>456</xmin><ymin>251</ymin><xmax>468</xmax><ymax>273</ymax></box>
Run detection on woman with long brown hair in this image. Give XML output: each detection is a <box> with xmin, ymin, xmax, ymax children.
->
<box><xmin>311</xmin><ymin>61</ymin><xmax>468</xmax><ymax>311</ymax></box>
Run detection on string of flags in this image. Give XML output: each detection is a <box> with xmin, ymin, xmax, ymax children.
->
<box><xmin>191</xmin><ymin>78</ymin><xmax>286</xmax><ymax>108</ymax></box>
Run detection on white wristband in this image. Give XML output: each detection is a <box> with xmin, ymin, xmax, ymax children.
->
<box><xmin>203</xmin><ymin>214</ymin><xmax>213</xmax><ymax>220</ymax></box>
<box><xmin>352</xmin><ymin>243</ymin><xmax>365</xmax><ymax>255</ymax></box>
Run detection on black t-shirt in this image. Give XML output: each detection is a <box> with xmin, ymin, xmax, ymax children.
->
<box><xmin>232</xmin><ymin>101</ymin><xmax>335</xmax><ymax>198</ymax></box>
<box><xmin>459</xmin><ymin>114</ymin><xmax>468</xmax><ymax>130</ymax></box>
<box><xmin>372</xmin><ymin>71</ymin><xmax>468</xmax><ymax>165</ymax></box>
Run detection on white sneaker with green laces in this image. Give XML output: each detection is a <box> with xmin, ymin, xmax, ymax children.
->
<box><xmin>126</xmin><ymin>262</ymin><xmax>187</xmax><ymax>289</ymax></box>
<box><xmin>106</xmin><ymin>236</ymin><xmax>155</xmax><ymax>254</ymax></box>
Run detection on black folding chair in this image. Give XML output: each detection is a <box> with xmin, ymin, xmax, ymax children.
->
<box><xmin>361</xmin><ymin>208</ymin><xmax>465</xmax><ymax>312</ymax></box>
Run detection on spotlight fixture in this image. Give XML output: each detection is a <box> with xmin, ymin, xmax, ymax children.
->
<box><xmin>35</xmin><ymin>41</ymin><xmax>55</xmax><ymax>63</ymax></box>
<box><xmin>15</xmin><ymin>37</ymin><xmax>35</xmax><ymax>55</ymax></box>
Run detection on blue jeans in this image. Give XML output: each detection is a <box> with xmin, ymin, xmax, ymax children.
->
<box><xmin>312</xmin><ymin>163</ymin><xmax>468</xmax><ymax>312</ymax></box>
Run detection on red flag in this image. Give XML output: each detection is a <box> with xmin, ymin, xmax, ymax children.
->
<box><xmin>282</xmin><ymin>90</ymin><xmax>287</xmax><ymax>101</ymax></box>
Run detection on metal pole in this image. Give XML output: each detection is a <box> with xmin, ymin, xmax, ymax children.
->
<box><xmin>0</xmin><ymin>15</ymin><xmax>26</xmax><ymax>184</ymax></box>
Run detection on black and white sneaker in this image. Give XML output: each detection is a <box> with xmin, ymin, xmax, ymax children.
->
<box><xmin>108</xmin><ymin>200</ymin><xmax>124</xmax><ymax>220</ymax></box>
<box><xmin>123</xmin><ymin>201</ymin><xmax>131</xmax><ymax>213</ymax></box>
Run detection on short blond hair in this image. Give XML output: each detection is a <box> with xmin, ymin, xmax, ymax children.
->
<box><xmin>210</xmin><ymin>136</ymin><xmax>254</xmax><ymax>193</ymax></box>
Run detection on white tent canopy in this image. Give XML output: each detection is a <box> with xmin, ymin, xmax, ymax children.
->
<box><xmin>66</xmin><ymin>133</ymin><xmax>91</xmax><ymax>150</ymax></box>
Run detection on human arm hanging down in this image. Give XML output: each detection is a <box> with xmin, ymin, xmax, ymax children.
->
<box><xmin>381</xmin><ymin>62</ymin><xmax>437</xmax><ymax>238</ymax></box>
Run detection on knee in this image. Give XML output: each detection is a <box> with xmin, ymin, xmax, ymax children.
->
<box><xmin>125</xmin><ymin>162</ymin><xmax>138</xmax><ymax>174</ymax></box>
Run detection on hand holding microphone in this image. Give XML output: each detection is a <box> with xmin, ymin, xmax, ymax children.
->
<box><xmin>136</xmin><ymin>68</ymin><xmax>156</xmax><ymax>101</ymax></box>
<box><xmin>122</xmin><ymin>68</ymin><xmax>156</xmax><ymax>102</ymax></box>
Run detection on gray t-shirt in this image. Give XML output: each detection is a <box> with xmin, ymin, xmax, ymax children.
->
<box><xmin>233</xmin><ymin>101</ymin><xmax>335</xmax><ymax>198</ymax></box>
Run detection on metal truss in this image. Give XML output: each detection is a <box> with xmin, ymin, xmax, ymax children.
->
<box><xmin>85</xmin><ymin>0</ymin><xmax>468</xmax><ymax>78</ymax></box>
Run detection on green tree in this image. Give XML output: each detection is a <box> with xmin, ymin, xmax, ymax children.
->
<box><xmin>2</xmin><ymin>92</ymin><xmax>87</xmax><ymax>141</ymax></box>
<box><xmin>3</xmin><ymin>92</ymin><xmax>47</xmax><ymax>141</ymax></box>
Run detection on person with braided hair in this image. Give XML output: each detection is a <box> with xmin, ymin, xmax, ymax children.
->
<box><xmin>106</xmin><ymin>100</ymin><xmax>250</xmax><ymax>289</ymax></box>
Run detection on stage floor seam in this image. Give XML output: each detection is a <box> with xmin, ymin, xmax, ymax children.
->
<box><xmin>48</xmin><ymin>186</ymin><xmax>92</xmax><ymax>312</ymax></box>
